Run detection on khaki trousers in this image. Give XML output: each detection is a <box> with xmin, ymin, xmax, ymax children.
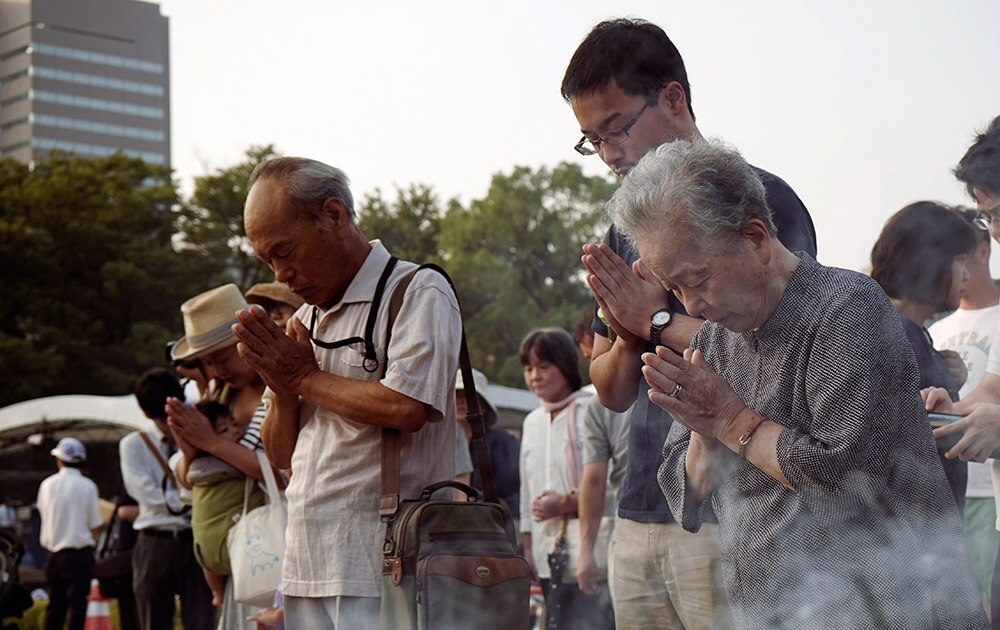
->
<box><xmin>610</xmin><ymin>519</ymin><xmax>732</xmax><ymax>630</ymax></box>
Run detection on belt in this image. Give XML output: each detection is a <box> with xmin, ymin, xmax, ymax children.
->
<box><xmin>141</xmin><ymin>528</ymin><xmax>193</xmax><ymax>540</ymax></box>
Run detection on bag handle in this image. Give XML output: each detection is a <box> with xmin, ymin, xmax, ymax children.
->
<box><xmin>379</xmin><ymin>264</ymin><xmax>500</xmax><ymax>521</ymax></box>
<box><xmin>243</xmin><ymin>451</ymin><xmax>282</xmax><ymax>516</ymax></box>
<box><xmin>419</xmin><ymin>480</ymin><xmax>482</xmax><ymax>501</ymax></box>
<box><xmin>97</xmin><ymin>495</ymin><xmax>122</xmax><ymax>558</ymax></box>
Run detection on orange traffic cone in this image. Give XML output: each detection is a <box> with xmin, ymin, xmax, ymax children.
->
<box><xmin>84</xmin><ymin>579</ymin><xmax>112</xmax><ymax>630</ymax></box>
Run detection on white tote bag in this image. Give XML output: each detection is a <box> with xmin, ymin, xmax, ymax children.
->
<box><xmin>227</xmin><ymin>451</ymin><xmax>286</xmax><ymax>607</ymax></box>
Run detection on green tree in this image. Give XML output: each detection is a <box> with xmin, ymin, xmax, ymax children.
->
<box><xmin>178</xmin><ymin>144</ymin><xmax>278</xmax><ymax>289</ymax></box>
<box><xmin>440</xmin><ymin>162</ymin><xmax>616</xmax><ymax>386</ymax></box>
<box><xmin>0</xmin><ymin>152</ymin><xmax>215</xmax><ymax>405</ymax></box>
<box><xmin>357</xmin><ymin>184</ymin><xmax>444</xmax><ymax>263</ymax></box>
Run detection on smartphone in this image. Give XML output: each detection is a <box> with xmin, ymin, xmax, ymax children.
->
<box><xmin>927</xmin><ymin>412</ymin><xmax>964</xmax><ymax>428</ymax></box>
<box><xmin>928</xmin><ymin>412</ymin><xmax>1000</xmax><ymax>460</ymax></box>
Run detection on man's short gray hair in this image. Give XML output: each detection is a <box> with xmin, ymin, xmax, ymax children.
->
<box><xmin>249</xmin><ymin>156</ymin><xmax>355</xmax><ymax>223</ymax></box>
<box><xmin>607</xmin><ymin>139</ymin><xmax>775</xmax><ymax>252</ymax></box>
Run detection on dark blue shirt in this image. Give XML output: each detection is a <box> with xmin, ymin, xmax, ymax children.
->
<box><xmin>470</xmin><ymin>428</ymin><xmax>521</xmax><ymax>518</ymax></box>
<box><xmin>594</xmin><ymin>166</ymin><xmax>817</xmax><ymax>523</ymax></box>
<box><xmin>899</xmin><ymin>317</ymin><xmax>967</xmax><ymax>510</ymax></box>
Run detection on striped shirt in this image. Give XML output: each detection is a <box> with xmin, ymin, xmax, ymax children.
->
<box><xmin>238</xmin><ymin>403</ymin><xmax>265</xmax><ymax>451</ymax></box>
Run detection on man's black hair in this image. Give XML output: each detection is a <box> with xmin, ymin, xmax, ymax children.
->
<box><xmin>561</xmin><ymin>18</ymin><xmax>694</xmax><ymax>121</ymax></box>
<box><xmin>133</xmin><ymin>368</ymin><xmax>184</xmax><ymax>420</ymax></box>
<box><xmin>954</xmin><ymin>115</ymin><xmax>1000</xmax><ymax>198</ymax></box>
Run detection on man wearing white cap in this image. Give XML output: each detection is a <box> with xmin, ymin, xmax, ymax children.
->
<box><xmin>454</xmin><ymin>368</ymin><xmax>520</xmax><ymax>514</ymax></box>
<box><xmin>36</xmin><ymin>437</ymin><xmax>102</xmax><ymax>630</ymax></box>
<box><xmin>236</xmin><ymin>156</ymin><xmax>462</xmax><ymax>628</ymax></box>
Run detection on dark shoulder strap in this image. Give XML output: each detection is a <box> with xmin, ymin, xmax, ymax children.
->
<box><xmin>308</xmin><ymin>256</ymin><xmax>399</xmax><ymax>374</ymax></box>
<box><xmin>379</xmin><ymin>264</ymin><xmax>499</xmax><ymax>521</ymax></box>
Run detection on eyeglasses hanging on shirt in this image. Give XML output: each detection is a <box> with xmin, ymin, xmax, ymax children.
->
<box><xmin>308</xmin><ymin>256</ymin><xmax>399</xmax><ymax>374</ymax></box>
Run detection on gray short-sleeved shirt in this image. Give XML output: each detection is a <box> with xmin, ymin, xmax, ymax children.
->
<box><xmin>580</xmin><ymin>393</ymin><xmax>630</xmax><ymax>501</ymax></box>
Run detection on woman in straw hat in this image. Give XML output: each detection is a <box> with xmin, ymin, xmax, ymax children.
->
<box><xmin>163</xmin><ymin>284</ymin><xmax>272</xmax><ymax>623</ymax></box>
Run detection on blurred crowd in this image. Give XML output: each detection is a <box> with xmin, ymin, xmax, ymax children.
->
<box><xmin>5</xmin><ymin>15</ymin><xmax>1000</xmax><ymax>630</ymax></box>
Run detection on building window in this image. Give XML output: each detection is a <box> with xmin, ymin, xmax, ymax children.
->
<box><xmin>30</xmin><ymin>42</ymin><xmax>164</xmax><ymax>74</ymax></box>
<box><xmin>0</xmin><ymin>69</ymin><xmax>29</xmax><ymax>85</ymax></box>
<box><xmin>32</xmin><ymin>66</ymin><xmax>165</xmax><ymax>97</ymax></box>
<box><xmin>32</xmin><ymin>90</ymin><xmax>164</xmax><ymax>119</ymax></box>
<box><xmin>0</xmin><ymin>140</ymin><xmax>31</xmax><ymax>154</ymax></box>
<box><xmin>0</xmin><ymin>117</ymin><xmax>29</xmax><ymax>131</ymax></box>
<box><xmin>33</xmin><ymin>113</ymin><xmax>165</xmax><ymax>142</ymax></box>
<box><xmin>0</xmin><ymin>92</ymin><xmax>29</xmax><ymax>108</ymax></box>
<box><xmin>0</xmin><ymin>46</ymin><xmax>28</xmax><ymax>62</ymax></box>
<box><xmin>33</xmin><ymin>137</ymin><xmax>165</xmax><ymax>164</ymax></box>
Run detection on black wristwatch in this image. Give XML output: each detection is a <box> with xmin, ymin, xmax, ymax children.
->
<box><xmin>650</xmin><ymin>308</ymin><xmax>672</xmax><ymax>347</ymax></box>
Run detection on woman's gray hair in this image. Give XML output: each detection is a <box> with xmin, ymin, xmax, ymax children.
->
<box><xmin>607</xmin><ymin>139</ymin><xmax>775</xmax><ymax>252</ymax></box>
<box><xmin>248</xmin><ymin>157</ymin><xmax>355</xmax><ymax>224</ymax></box>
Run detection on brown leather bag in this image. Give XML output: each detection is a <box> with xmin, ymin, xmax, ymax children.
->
<box><xmin>377</xmin><ymin>263</ymin><xmax>531</xmax><ymax>630</ymax></box>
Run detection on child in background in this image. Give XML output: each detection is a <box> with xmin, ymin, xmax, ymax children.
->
<box><xmin>187</xmin><ymin>401</ymin><xmax>265</xmax><ymax>606</ymax></box>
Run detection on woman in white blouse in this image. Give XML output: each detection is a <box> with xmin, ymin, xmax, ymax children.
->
<box><xmin>518</xmin><ymin>327</ymin><xmax>614</xmax><ymax>630</ymax></box>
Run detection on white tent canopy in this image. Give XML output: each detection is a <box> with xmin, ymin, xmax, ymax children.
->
<box><xmin>0</xmin><ymin>394</ymin><xmax>154</xmax><ymax>437</ymax></box>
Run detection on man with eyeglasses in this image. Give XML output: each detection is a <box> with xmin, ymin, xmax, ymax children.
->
<box><xmin>561</xmin><ymin>18</ymin><xmax>817</xmax><ymax>630</ymax></box>
<box><xmin>925</xmin><ymin>114</ymin><xmax>1000</xmax><ymax>629</ymax></box>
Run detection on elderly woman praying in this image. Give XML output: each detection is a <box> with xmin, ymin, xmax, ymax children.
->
<box><xmin>607</xmin><ymin>138</ymin><xmax>986</xmax><ymax>630</ymax></box>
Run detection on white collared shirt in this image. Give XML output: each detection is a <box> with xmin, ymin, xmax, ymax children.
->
<box><xmin>119</xmin><ymin>425</ymin><xmax>191</xmax><ymax>532</ymax></box>
<box><xmin>518</xmin><ymin>396</ymin><xmax>593</xmax><ymax>579</ymax></box>
<box><xmin>36</xmin><ymin>467</ymin><xmax>102</xmax><ymax>552</ymax></box>
<box><xmin>267</xmin><ymin>240</ymin><xmax>462</xmax><ymax>598</ymax></box>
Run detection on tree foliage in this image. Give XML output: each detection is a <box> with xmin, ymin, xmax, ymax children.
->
<box><xmin>353</xmin><ymin>162</ymin><xmax>615</xmax><ymax>387</ymax></box>
<box><xmin>358</xmin><ymin>184</ymin><xmax>443</xmax><ymax>264</ymax></box>
<box><xmin>178</xmin><ymin>144</ymin><xmax>278</xmax><ymax>288</ymax></box>
<box><xmin>441</xmin><ymin>163</ymin><xmax>616</xmax><ymax>385</ymax></box>
<box><xmin>1</xmin><ymin>147</ymin><xmax>615</xmax><ymax>406</ymax></box>
<box><xmin>0</xmin><ymin>152</ymin><xmax>218</xmax><ymax>405</ymax></box>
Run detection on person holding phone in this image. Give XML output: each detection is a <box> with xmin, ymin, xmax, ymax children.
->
<box><xmin>871</xmin><ymin>201</ymin><xmax>978</xmax><ymax>510</ymax></box>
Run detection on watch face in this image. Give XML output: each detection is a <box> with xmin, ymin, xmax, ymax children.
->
<box><xmin>652</xmin><ymin>310</ymin><xmax>671</xmax><ymax>326</ymax></box>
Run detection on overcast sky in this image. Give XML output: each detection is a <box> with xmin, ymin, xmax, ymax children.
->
<box><xmin>156</xmin><ymin>0</ymin><xmax>1000</xmax><ymax>273</ymax></box>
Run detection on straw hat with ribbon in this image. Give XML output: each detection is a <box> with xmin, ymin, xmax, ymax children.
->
<box><xmin>244</xmin><ymin>281</ymin><xmax>304</xmax><ymax>310</ymax></box>
<box><xmin>171</xmin><ymin>284</ymin><xmax>249</xmax><ymax>361</ymax></box>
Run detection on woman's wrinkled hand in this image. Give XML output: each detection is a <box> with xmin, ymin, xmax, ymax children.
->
<box><xmin>641</xmin><ymin>347</ymin><xmax>747</xmax><ymax>440</ymax></box>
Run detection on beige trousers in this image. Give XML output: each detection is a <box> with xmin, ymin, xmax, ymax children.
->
<box><xmin>610</xmin><ymin>519</ymin><xmax>733</xmax><ymax>630</ymax></box>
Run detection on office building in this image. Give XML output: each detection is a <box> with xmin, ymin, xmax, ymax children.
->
<box><xmin>0</xmin><ymin>0</ymin><xmax>170</xmax><ymax>166</ymax></box>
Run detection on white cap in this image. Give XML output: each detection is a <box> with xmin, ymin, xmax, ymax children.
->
<box><xmin>50</xmin><ymin>437</ymin><xmax>86</xmax><ymax>464</ymax></box>
<box><xmin>455</xmin><ymin>369</ymin><xmax>499</xmax><ymax>428</ymax></box>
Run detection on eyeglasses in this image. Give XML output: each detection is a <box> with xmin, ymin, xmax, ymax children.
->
<box><xmin>574</xmin><ymin>91</ymin><xmax>661</xmax><ymax>156</ymax></box>
<box><xmin>975</xmin><ymin>206</ymin><xmax>1000</xmax><ymax>231</ymax></box>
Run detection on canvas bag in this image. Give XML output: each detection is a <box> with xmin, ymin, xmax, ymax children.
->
<box><xmin>227</xmin><ymin>451</ymin><xmax>286</xmax><ymax>607</ymax></box>
<box><xmin>377</xmin><ymin>263</ymin><xmax>532</xmax><ymax>630</ymax></box>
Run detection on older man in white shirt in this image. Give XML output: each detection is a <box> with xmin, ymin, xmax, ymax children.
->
<box><xmin>122</xmin><ymin>368</ymin><xmax>213</xmax><ymax>630</ymax></box>
<box><xmin>235</xmin><ymin>157</ymin><xmax>462</xmax><ymax>629</ymax></box>
<box><xmin>36</xmin><ymin>437</ymin><xmax>102</xmax><ymax>630</ymax></box>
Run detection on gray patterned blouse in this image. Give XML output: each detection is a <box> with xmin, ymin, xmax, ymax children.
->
<box><xmin>659</xmin><ymin>254</ymin><xmax>987</xmax><ymax>630</ymax></box>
